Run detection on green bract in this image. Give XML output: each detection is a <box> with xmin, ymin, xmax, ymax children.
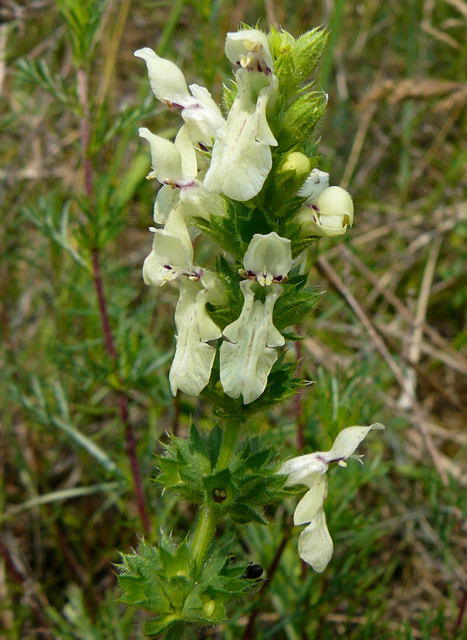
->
<box><xmin>119</xmin><ymin>538</ymin><xmax>248</xmax><ymax>636</ymax></box>
<box><xmin>156</xmin><ymin>425</ymin><xmax>288</xmax><ymax>522</ymax></box>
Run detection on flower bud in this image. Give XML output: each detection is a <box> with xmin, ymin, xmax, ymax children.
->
<box><xmin>271</xmin><ymin>152</ymin><xmax>311</xmax><ymax>202</ymax></box>
<box><xmin>296</xmin><ymin>186</ymin><xmax>354</xmax><ymax>238</ymax></box>
<box><xmin>280</xmin><ymin>151</ymin><xmax>311</xmax><ymax>177</ymax></box>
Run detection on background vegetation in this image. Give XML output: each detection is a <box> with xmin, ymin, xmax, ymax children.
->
<box><xmin>1</xmin><ymin>0</ymin><xmax>465</xmax><ymax>638</ymax></box>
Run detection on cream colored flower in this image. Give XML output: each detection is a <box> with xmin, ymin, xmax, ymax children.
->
<box><xmin>203</xmin><ymin>74</ymin><xmax>277</xmax><ymax>201</ymax></box>
<box><xmin>204</xmin><ymin>29</ymin><xmax>277</xmax><ymax>201</ymax></box>
<box><xmin>169</xmin><ymin>279</ymin><xmax>222</xmax><ymax>397</ymax></box>
<box><xmin>296</xmin><ymin>185</ymin><xmax>354</xmax><ymax>238</ymax></box>
<box><xmin>220</xmin><ymin>280</ymin><xmax>284</xmax><ymax>404</ymax></box>
<box><xmin>242</xmin><ymin>232</ymin><xmax>292</xmax><ymax>286</ymax></box>
<box><xmin>139</xmin><ymin>126</ymin><xmax>224</xmax><ymax>224</ymax></box>
<box><xmin>142</xmin><ymin>207</ymin><xmax>194</xmax><ymax>287</ymax></box>
<box><xmin>225</xmin><ymin>29</ymin><xmax>274</xmax><ymax>75</ymax></box>
<box><xmin>134</xmin><ymin>48</ymin><xmax>224</xmax><ymax>147</ymax></box>
<box><xmin>279</xmin><ymin>424</ymin><xmax>385</xmax><ymax>572</ymax></box>
<box><xmin>139</xmin><ymin>125</ymin><xmax>197</xmax><ymax>187</ymax></box>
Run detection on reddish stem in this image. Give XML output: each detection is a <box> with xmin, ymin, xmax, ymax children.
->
<box><xmin>90</xmin><ymin>249</ymin><xmax>118</xmax><ymax>359</ymax></box>
<box><xmin>77</xmin><ymin>68</ymin><xmax>150</xmax><ymax>535</ymax></box>
<box><xmin>91</xmin><ymin>250</ymin><xmax>151</xmax><ymax>534</ymax></box>
<box><xmin>242</xmin><ymin>533</ymin><xmax>289</xmax><ymax>639</ymax></box>
<box><xmin>453</xmin><ymin>588</ymin><xmax>467</xmax><ymax>636</ymax></box>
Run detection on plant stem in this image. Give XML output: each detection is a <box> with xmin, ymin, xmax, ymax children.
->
<box><xmin>191</xmin><ymin>505</ymin><xmax>217</xmax><ymax>570</ymax></box>
<box><xmin>191</xmin><ymin>420</ymin><xmax>241</xmax><ymax>569</ymax></box>
<box><xmin>77</xmin><ymin>67</ymin><xmax>150</xmax><ymax>535</ymax></box>
<box><xmin>216</xmin><ymin>419</ymin><xmax>240</xmax><ymax>470</ymax></box>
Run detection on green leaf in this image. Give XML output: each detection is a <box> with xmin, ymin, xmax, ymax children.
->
<box><xmin>229</xmin><ymin>504</ymin><xmax>267</xmax><ymax>525</ymax></box>
<box><xmin>15</xmin><ymin>58</ymin><xmax>76</xmax><ymax>105</ymax></box>
<box><xmin>55</xmin><ymin>0</ymin><xmax>108</xmax><ymax>64</ymax></box>
<box><xmin>143</xmin><ymin>616</ymin><xmax>181</xmax><ymax>637</ymax></box>
<box><xmin>273</xmin><ymin>282</ymin><xmax>321</xmax><ymax>329</ymax></box>
<box><xmin>208</xmin><ymin>425</ymin><xmax>223</xmax><ymax>468</ymax></box>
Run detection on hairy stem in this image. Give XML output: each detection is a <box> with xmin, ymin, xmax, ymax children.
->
<box><xmin>191</xmin><ymin>420</ymin><xmax>241</xmax><ymax>569</ymax></box>
<box><xmin>77</xmin><ymin>67</ymin><xmax>150</xmax><ymax>535</ymax></box>
<box><xmin>216</xmin><ymin>419</ymin><xmax>240</xmax><ymax>469</ymax></box>
<box><xmin>191</xmin><ymin>505</ymin><xmax>217</xmax><ymax>570</ymax></box>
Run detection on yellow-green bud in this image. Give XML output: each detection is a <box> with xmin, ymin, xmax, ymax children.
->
<box><xmin>279</xmin><ymin>152</ymin><xmax>311</xmax><ymax>179</ymax></box>
<box><xmin>203</xmin><ymin>599</ymin><xmax>216</xmax><ymax>617</ymax></box>
<box><xmin>271</xmin><ymin>152</ymin><xmax>312</xmax><ymax>202</ymax></box>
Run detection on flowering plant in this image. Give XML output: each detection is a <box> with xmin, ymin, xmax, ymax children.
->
<box><xmin>118</xmin><ymin>26</ymin><xmax>384</xmax><ymax>638</ymax></box>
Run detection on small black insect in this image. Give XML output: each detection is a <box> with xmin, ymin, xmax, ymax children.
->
<box><xmin>244</xmin><ymin>563</ymin><xmax>264</xmax><ymax>580</ymax></box>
